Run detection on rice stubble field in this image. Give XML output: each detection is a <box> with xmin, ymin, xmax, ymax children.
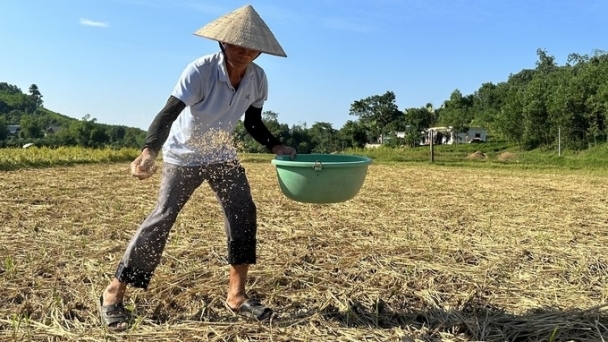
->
<box><xmin>2</xmin><ymin>159</ymin><xmax>608</xmax><ymax>341</ymax></box>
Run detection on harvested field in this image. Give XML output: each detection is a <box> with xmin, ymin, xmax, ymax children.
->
<box><xmin>2</xmin><ymin>161</ymin><xmax>608</xmax><ymax>341</ymax></box>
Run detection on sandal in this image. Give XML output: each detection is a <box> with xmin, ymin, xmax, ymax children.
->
<box><xmin>98</xmin><ymin>295</ymin><xmax>130</xmax><ymax>332</ymax></box>
<box><xmin>225</xmin><ymin>298</ymin><xmax>273</xmax><ymax>321</ymax></box>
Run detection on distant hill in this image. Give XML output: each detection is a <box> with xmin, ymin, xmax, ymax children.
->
<box><xmin>0</xmin><ymin>82</ymin><xmax>146</xmax><ymax>148</ymax></box>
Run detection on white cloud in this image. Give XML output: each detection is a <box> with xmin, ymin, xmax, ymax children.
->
<box><xmin>79</xmin><ymin>18</ymin><xmax>109</xmax><ymax>28</ymax></box>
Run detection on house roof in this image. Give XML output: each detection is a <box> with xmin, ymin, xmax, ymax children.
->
<box><xmin>428</xmin><ymin>126</ymin><xmax>487</xmax><ymax>132</ymax></box>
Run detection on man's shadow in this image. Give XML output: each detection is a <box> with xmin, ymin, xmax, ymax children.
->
<box><xmin>274</xmin><ymin>298</ymin><xmax>608</xmax><ymax>342</ymax></box>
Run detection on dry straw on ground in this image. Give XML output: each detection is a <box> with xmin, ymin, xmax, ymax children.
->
<box><xmin>497</xmin><ymin>152</ymin><xmax>518</xmax><ymax>162</ymax></box>
<box><xmin>2</xmin><ymin>161</ymin><xmax>608</xmax><ymax>341</ymax></box>
<box><xmin>466</xmin><ymin>151</ymin><xmax>487</xmax><ymax>160</ymax></box>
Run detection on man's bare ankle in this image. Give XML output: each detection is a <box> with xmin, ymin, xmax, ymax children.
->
<box><xmin>103</xmin><ymin>280</ymin><xmax>127</xmax><ymax>305</ymax></box>
<box><xmin>103</xmin><ymin>288</ymin><xmax>123</xmax><ymax>305</ymax></box>
<box><xmin>226</xmin><ymin>293</ymin><xmax>247</xmax><ymax>308</ymax></box>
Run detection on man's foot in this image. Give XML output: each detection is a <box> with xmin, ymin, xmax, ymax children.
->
<box><xmin>99</xmin><ymin>280</ymin><xmax>129</xmax><ymax>331</ymax></box>
<box><xmin>225</xmin><ymin>293</ymin><xmax>248</xmax><ymax>312</ymax></box>
<box><xmin>98</xmin><ymin>294</ymin><xmax>130</xmax><ymax>332</ymax></box>
<box><xmin>225</xmin><ymin>265</ymin><xmax>272</xmax><ymax>320</ymax></box>
<box><xmin>225</xmin><ymin>298</ymin><xmax>273</xmax><ymax>321</ymax></box>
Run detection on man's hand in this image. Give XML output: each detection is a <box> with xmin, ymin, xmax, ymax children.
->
<box><xmin>130</xmin><ymin>148</ymin><xmax>158</xmax><ymax>180</ymax></box>
<box><xmin>272</xmin><ymin>145</ymin><xmax>297</xmax><ymax>160</ymax></box>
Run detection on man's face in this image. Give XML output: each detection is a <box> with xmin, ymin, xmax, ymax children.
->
<box><xmin>222</xmin><ymin>43</ymin><xmax>261</xmax><ymax>69</ymax></box>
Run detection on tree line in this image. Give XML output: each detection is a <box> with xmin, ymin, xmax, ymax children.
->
<box><xmin>0</xmin><ymin>83</ymin><xmax>147</xmax><ymax>149</ymax></box>
<box><xmin>3</xmin><ymin>48</ymin><xmax>607</xmax><ymax>152</ymax></box>
<box><xmin>238</xmin><ymin>48</ymin><xmax>608</xmax><ymax>152</ymax></box>
<box><xmin>438</xmin><ymin>48</ymin><xmax>608</xmax><ymax>150</ymax></box>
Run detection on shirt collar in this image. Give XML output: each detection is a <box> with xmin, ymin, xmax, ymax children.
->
<box><xmin>217</xmin><ymin>52</ymin><xmax>253</xmax><ymax>85</ymax></box>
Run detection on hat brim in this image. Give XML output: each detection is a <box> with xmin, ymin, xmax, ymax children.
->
<box><xmin>193</xmin><ymin>5</ymin><xmax>287</xmax><ymax>58</ymax></box>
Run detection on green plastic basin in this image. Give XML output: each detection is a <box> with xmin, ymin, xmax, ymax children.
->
<box><xmin>271</xmin><ymin>154</ymin><xmax>372</xmax><ymax>203</ymax></box>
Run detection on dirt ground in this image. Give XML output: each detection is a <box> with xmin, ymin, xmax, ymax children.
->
<box><xmin>1</xmin><ymin>161</ymin><xmax>608</xmax><ymax>341</ymax></box>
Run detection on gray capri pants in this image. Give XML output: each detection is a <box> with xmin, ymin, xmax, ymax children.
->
<box><xmin>114</xmin><ymin>161</ymin><xmax>257</xmax><ymax>289</ymax></box>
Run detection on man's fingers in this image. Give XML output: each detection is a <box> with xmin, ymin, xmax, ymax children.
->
<box><xmin>142</xmin><ymin>156</ymin><xmax>155</xmax><ymax>166</ymax></box>
<box><xmin>130</xmin><ymin>155</ymin><xmax>157</xmax><ymax>179</ymax></box>
<box><xmin>130</xmin><ymin>157</ymin><xmax>142</xmax><ymax>175</ymax></box>
<box><xmin>275</xmin><ymin>146</ymin><xmax>297</xmax><ymax>160</ymax></box>
<box><xmin>136</xmin><ymin>164</ymin><xmax>155</xmax><ymax>174</ymax></box>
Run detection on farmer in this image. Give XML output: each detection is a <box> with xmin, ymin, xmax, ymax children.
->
<box><xmin>98</xmin><ymin>5</ymin><xmax>296</xmax><ymax>331</ymax></box>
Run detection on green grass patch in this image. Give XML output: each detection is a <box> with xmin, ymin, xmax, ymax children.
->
<box><xmin>3</xmin><ymin>142</ymin><xmax>608</xmax><ymax>174</ymax></box>
<box><xmin>0</xmin><ymin>146</ymin><xmax>140</xmax><ymax>170</ymax></box>
<box><xmin>343</xmin><ymin>142</ymin><xmax>608</xmax><ymax>173</ymax></box>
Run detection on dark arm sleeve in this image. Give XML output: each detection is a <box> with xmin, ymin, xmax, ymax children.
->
<box><xmin>243</xmin><ymin>105</ymin><xmax>283</xmax><ymax>151</ymax></box>
<box><xmin>142</xmin><ymin>95</ymin><xmax>186</xmax><ymax>154</ymax></box>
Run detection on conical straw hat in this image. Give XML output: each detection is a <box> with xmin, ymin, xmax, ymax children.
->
<box><xmin>193</xmin><ymin>4</ymin><xmax>287</xmax><ymax>57</ymax></box>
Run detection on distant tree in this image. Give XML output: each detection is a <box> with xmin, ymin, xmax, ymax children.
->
<box><xmin>63</xmin><ymin>114</ymin><xmax>98</xmax><ymax>147</ymax></box>
<box><xmin>470</xmin><ymin>82</ymin><xmax>505</xmax><ymax>131</ymax></box>
<box><xmin>309</xmin><ymin>122</ymin><xmax>336</xmax><ymax>153</ymax></box>
<box><xmin>0</xmin><ymin>116</ymin><xmax>8</xmax><ymax>142</ymax></box>
<box><xmin>262</xmin><ymin>111</ymin><xmax>278</xmax><ymax>122</ymax></box>
<box><xmin>349</xmin><ymin>91</ymin><xmax>401</xmax><ymax>144</ymax></box>
<box><xmin>48</xmin><ymin>128</ymin><xmax>76</xmax><ymax>147</ymax></box>
<box><xmin>19</xmin><ymin>115</ymin><xmax>44</xmax><ymax>139</ymax></box>
<box><xmin>28</xmin><ymin>84</ymin><xmax>43</xmax><ymax>107</ymax></box>
<box><xmin>401</xmin><ymin>106</ymin><xmax>436</xmax><ymax>146</ymax></box>
<box><xmin>535</xmin><ymin>48</ymin><xmax>558</xmax><ymax>74</ymax></box>
<box><xmin>0</xmin><ymin>98</ymin><xmax>8</xmax><ymax>114</ymax></box>
<box><xmin>496</xmin><ymin>83</ymin><xmax>526</xmax><ymax>143</ymax></box>
<box><xmin>82</xmin><ymin>114</ymin><xmax>95</xmax><ymax>123</ymax></box>
<box><xmin>0</xmin><ymin>82</ymin><xmax>22</xmax><ymax>95</ymax></box>
<box><xmin>6</xmin><ymin>110</ymin><xmax>23</xmax><ymax>125</ymax></box>
<box><xmin>123</xmin><ymin>127</ymin><xmax>146</xmax><ymax>148</ymax></box>
<box><xmin>438</xmin><ymin>89</ymin><xmax>475</xmax><ymax>136</ymax></box>
<box><xmin>107</xmin><ymin>125</ymin><xmax>127</xmax><ymax>144</ymax></box>
<box><xmin>338</xmin><ymin>120</ymin><xmax>368</xmax><ymax>148</ymax></box>
<box><xmin>285</xmin><ymin>123</ymin><xmax>312</xmax><ymax>154</ymax></box>
<box><xmin>90</xmin><ymin>128</ymin><xmax>110</xmax><ymax>147</ymax></box>
<box><xmin>261</xmin><ymin>110</ymin><xmax>290</xmax><ymax>144</ymax></box>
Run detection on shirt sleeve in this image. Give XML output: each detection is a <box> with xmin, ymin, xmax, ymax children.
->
<box><xmin>250</xmin><ymin>70</ymin><xmax>268</xmax><ymax>108</ymax></box>
<box><xmin>171</xmin><ymin>62</ymin><xmax>204</xmax><ymax>107</ymax></box>
<box><xmin>142</xmin><ymin>96</ymin><xmax>186</xmax><ymax>154</ymax></box>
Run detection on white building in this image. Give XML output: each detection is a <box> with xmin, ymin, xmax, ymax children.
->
<box><xmin>7</xmin><ymin>125</ymin><xmax>20</xmax><ymax>136</ymax></box>
<box><xmin>422</xmin><ymin>126</ymin><xmax>487</xmax><ymax>145</ymax></box>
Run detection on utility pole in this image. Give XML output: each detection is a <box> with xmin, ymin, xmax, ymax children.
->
<box><xmin>558</xmin><ymin>127</ymin><xmax>561</xmax><ymax>157</ymax></box>
<box><xmin>430</xmin><ymin>130</ymin><xmax>435</xmax><ymax>163</ymax></box>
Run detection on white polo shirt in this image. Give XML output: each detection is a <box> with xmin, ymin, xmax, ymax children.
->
<box><xmin>162</xmin><ymin>52</ymin><xmax>268</xmax><ymax>166</ymax></box>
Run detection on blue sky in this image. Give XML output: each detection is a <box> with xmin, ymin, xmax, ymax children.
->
<box><xmin>1</xmin><ymin>0</ymin><xmax>606</xmax><ymax>131</ymax></box>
